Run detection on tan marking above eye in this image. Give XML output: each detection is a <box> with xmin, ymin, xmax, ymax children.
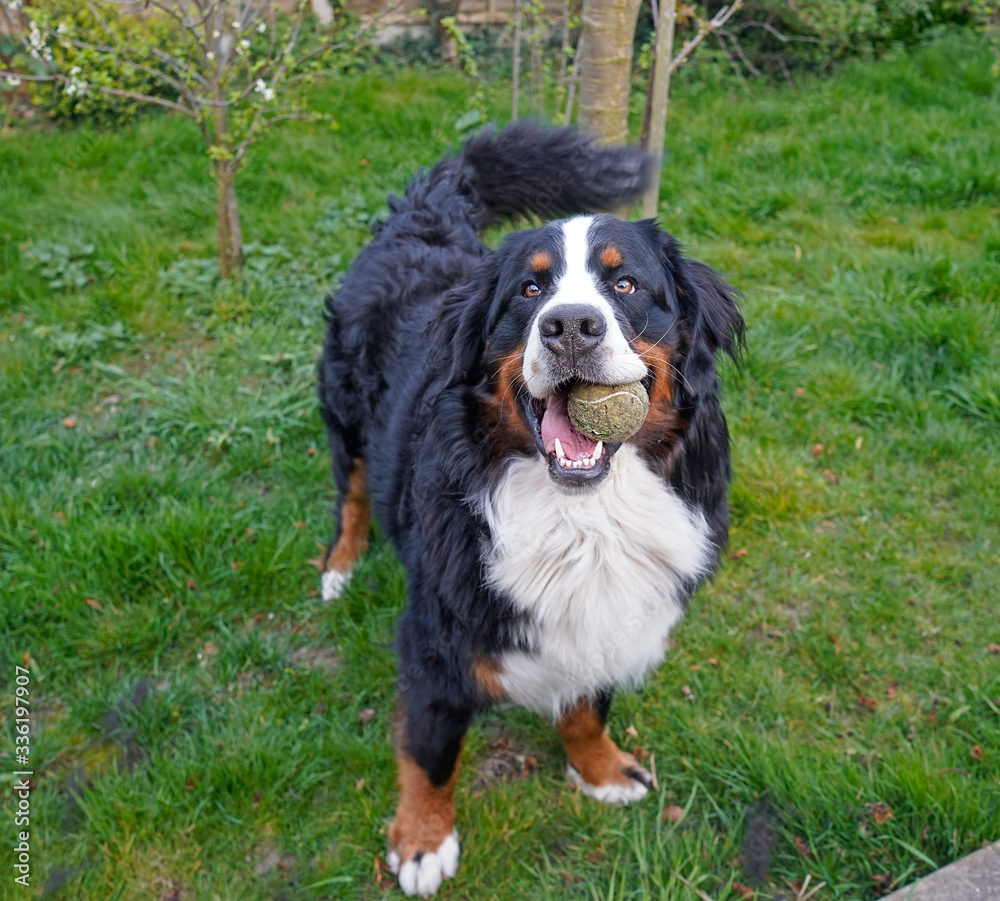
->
<box><xmin>601</xmin><ymin>247</ymin><xmax>623</xmax><ymax>268</ymax></box>
<box><xmin>524</xmin><ymin>283</ymin><xmax>541</xmax><ymax>298</ymax></box>
<box><xmin>529</xmin><ymin>250</ymin><xmax>552</xmax><ymax>272</ymax></box>
<box><xmin>614</xmin><ymin>278</ymin><xmax>635</xmax><ymax>294</ymax></box>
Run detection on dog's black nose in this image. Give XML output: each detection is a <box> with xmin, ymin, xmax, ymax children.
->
<box><xmin>539</xmin><ymin>304</ymin><xmax>607</xmax><ymax>361</ymax></box>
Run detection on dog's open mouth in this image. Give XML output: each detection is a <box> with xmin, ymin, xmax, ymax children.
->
<box><xmin>524</xmin><ymin>386</ymin><xmax>619</xmax><ymax>487</ymax></box>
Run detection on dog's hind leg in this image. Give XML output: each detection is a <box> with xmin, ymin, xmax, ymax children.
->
<box><xmin>321</xmin><ymin>444</ymin><xmax>370</xmax><ymax>601</ymax></box>
<box><xmin>558</xmin><ymin>693</ymin><xmax>652</xmax><ymax>805</ymax></box>
<box><xmin>387</xmin><ymin>688</ymin><xmax>471</xmax><ymax>897</ymax></box>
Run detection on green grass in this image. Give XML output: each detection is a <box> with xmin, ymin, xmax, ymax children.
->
<box><xmin>2</xmin><ymin>34</ymin><xmax>999</xmax><ymax>901</ymax></box>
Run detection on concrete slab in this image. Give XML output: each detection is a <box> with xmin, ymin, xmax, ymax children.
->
<box><xmin>882</xmin><ymin>842</ymin><xmax>1000</xmax><ymax>900</ymax></box>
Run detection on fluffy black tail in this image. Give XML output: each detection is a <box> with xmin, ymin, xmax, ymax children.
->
<box><xmin>385</xmin><ymin>122</ymin><xmax>653</xmax><ymax>237</ymax></box>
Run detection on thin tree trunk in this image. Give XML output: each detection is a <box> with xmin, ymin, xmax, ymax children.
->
<box><xmin>641</xmin><ymin>0</ymin><xmax>676</xmax><ymax>218</ymax></box>
<box><xmin>427</xmin><ymin>0</ymin><xmax>461</xmax><ymax>65</ymax></box>
<box><xmin>215</xmin><ymin>161</ymin><xmax>243</xmax><ymax>277</ymax></box>
<box><xmin>530</xmin><ymin>18</ymin><xmax>542</xmax><ymax>117</ymax></box>
<box><xmin>563</xmin><ymin>31</ymin><xmax>583</xmax><ymax>125</ymax></box>
<box><xmin>512</xmin><ymin>0</ymin><xmax>522</xmax><ymax>119</ymax></box>
<box><xmin>555</xmin><ymin>0</ymin><xmax>570</xmax><ymax>120</ymax></box>
<box><xmin>576</xmin><ymin>0</ymin><xmax>642</xmax><ymax>143</ymax></box>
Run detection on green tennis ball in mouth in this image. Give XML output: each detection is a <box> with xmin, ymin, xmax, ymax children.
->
<box><xmin>566</xmin><ymin>381</ymin><xmax>650</xmax><ymax>443</ymax></box>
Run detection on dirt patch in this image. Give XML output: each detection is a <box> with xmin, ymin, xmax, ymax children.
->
<box><xmin>470</xmin><ymin>720</ymin><xmax>540</xmax><ymax>794</ymax></box>
<box><xmin>289</xmin><ymin>645</ymin><xmax>339</xmax><ymax>670</ymax></box>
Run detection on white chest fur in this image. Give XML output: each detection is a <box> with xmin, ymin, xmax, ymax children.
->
<box><xmin>480</xmin><ymin>446</ymin><xmax>714</xmax><ymax>717</ymax></box>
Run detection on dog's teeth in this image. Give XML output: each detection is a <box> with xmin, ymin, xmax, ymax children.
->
<box><xmin>593</xmin><ymin>441</ymin><xmax>603</xmax><ymax>462</ymax></box>
<box><xmin>554</xmin><ymin>438</ymin><xmax>565</xmax><ymax>460</ymax></box>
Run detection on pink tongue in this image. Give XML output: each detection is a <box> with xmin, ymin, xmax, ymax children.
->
<box><xmin>541</xmin><ymin>393</ymin><xmax>598</xmax><ymax>460</ymax></box>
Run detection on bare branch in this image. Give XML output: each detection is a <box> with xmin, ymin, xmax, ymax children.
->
<box><xmin>669</xmin><ymin>0</ymin><xmax>744</xmax><ymax>74</ymax></box>
<box><xmin>718</xmin><ymin>28</ymin><xmax>761</xmax><ymax>77</ymax></box>
<box><xmin>0</xmin><ymin>69</ymin><xmax>58</xmax><ymax>83</ymax></box>
<box><xmin>58</xmin><ymin>34</ymin><xmax>195</xmax><ymax>98</ymax></box>
<box><xmin>0</xmin><ymin>65</ymin><xmax>198</xmax><ymax>115</ymax></box>
<box><xmin>738</xmin><ymin>19</ymin><xmax>824</xmax><ymax>44</ymax></box>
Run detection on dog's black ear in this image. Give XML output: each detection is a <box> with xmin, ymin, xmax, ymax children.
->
<box><xmin>657</xmin><ymin>230</ymin><xmax>744</xmax><ymax>402</ymax></box>
<box><xmin>679</xmin><ymin>258</ymin><xmax>745</xmax><ymax>363</ymax></box>
<box><xmin>440</xmin><ymin>254</ymin><xmax>501</xmax><ymax>388</ymax></box>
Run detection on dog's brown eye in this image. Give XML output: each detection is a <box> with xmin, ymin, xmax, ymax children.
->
<box><xmin>524</xmin><ymin>283</ymin><xmax>541</xmax><ymax>298</ymax></box>
<box><xmin>614</xmin><ymin>278</ymin><xmax>635</xmax><ymax>295</ymax></box>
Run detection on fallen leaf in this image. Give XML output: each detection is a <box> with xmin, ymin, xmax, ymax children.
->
<box><xmin>731</xmin><ymin>881</ymin><xmax>755</xmax><ymax>898</ymax></box>
<box><xmin>886</xmin><ymin>685</ymin><xmax>896</xmax><ymax>699</ymax></box>
<box><xmin>730</xmin><ymin>547</ymin><xmax>749</xmax><ymax>559</ymax></box>
<box><xmin>988</xmin><ymin>644</ymin><xmax>1000</xmax><ymax>654</ymax></box>
<box><xmin>663</xmin><ymin>805</ymin><xmax>684</xmax><ymax>824</ymax></box>
<box><xmin>355</xmin><ymin>778</ymin><xmax>365</xmax><ymax>791</ymax></box>
<box><xmin>187</xmin><ymin>578</ymin><xmax>197</xmax><ymax>591</ymax></box>
<box><xmin>624</xmin><ymin>724</ymin><xmax>639</xmax><ymax>739</ymax></box>
<box><xmin>708</xmin><ymin>657</ymin><xmax>719</xmax><ymax>666</ymax></box>
<box><xmin>198</xmin><ymin>642</ymin><xmax>219</xmax><ymax>667</ymax></box>
<box><xmin>858</xmin><ymin>695</ymin><xmax>877</xmax><ymax>709</ymax></box>
<box><xmin>823</xmin><ymin>469</ymin><xmax>840</xmax><ymax>484</ymax></box>
<box><xmin>794</xmin><ymin>387</ymin><xmax>805</xmax><ymax>397</ymax></box>
<box><xmin>867</xmin><ymin>801</ymin><xmax>893</xmax><ymax>825</ymax></box>
<box><xmin>62</xmin><ymin>416</ymin><xmax>78</xmax><ymax>428</ymax></box>
<box><xmin>970</xmin><ymin>745</ymin><xmax>983</xmax><ymax>760</ymax></box>
<box><xmin>873</xmin><ymin>873</ymin><xmax>893</xmax><ymax>891</ymax></box>
<box><xmin>811</xmin><ymin>443</ymin><xmax>825</xmax><ymax>457</ymax></box>
<box><xmin>358</xmin><ymin>708</ymin><xmax>376</xmax><ymax>724</ymax></box>
<box><xmin>795</xmin><ymin>836</ymin><xmax>814</xmax><ymax>859</ymax></box>
<box><xmin>231</xmin><ymin>560</ymin><xmax>244</xmax><ymax>571</ymax></box>
<box><xmin>85</xmin><ymin>598</ymin><xmax>103</xmax><ymax>610</ymax></box>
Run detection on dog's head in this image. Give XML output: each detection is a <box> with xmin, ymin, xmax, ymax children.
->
<box><xmin>444</xmin><ymin>214</ymin><xmax>744</xmax><ymax>491</ymax></box>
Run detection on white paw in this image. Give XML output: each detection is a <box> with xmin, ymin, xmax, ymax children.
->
<box><xmin>321</xmin><ymin>568</ymin><xmax>350</xmax><ymax>601</ymax></box>
<box><xmin>388</xmin><ymin>831</ymin><xmax>460</xmax><ymax>897</ymax></box>
<box><xmin>567</xmin><ymin>765</ymin><xmax>649</xmax><ymax>804</ymax></box>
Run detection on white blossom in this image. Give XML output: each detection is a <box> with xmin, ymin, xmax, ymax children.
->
<box><xmin>206</xmin><ymin>51</ymin><xmax>215</xmax><ymax>60</ymax></box>
<box><xmin>254</xmin><ymin>78</ymin><xmax>273</xmax><ymax>102</ymax></box>
<box><xmin>213</xmin><ymin>29</ymin><xmax>221</xmax><ymax>38</ymax></box>
<box><xmin>231</xmin><ymin>20</ymin><xmax>240</xmax><ymax>29</ymax></box>
<box><xmin>257</xmin><ymin>21</ymin><xmax>266</xmax><ymax>33</ymax></box>
<box><xmin>65</xmin><ymin>66</ymin><xmax>89</xmax><ymax>97</ymax></box>
<box><xmin>26</xmin><ymin>19</ymin><xmax>52</xmax><ymax>61</ymax></box>
<box><xmin>5</xmin><ymin>75</ymin><xmax>22</xmax><ymax>87</ymax></box>
<box><xmin>56</xmin><ymin>22</ymin><xmax>68</xmax><ymax>34</ymax></box>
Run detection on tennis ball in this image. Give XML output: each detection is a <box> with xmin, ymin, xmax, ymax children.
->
<box><xmin>567</xmin><ymin>381</ymin><xmax>649</xmax><ymax>443</ymax></box>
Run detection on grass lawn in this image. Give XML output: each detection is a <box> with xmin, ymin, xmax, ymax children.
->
<box><xmin>2</xmin><ymin>31</ymin><xmax>999</xmax><ymax>901</ymax></box>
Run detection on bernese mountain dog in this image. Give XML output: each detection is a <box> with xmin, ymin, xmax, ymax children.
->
<box><xmin>318</xmin><ymin>123</ymin><xmax>744</xmax><ymax>897</ymax></box>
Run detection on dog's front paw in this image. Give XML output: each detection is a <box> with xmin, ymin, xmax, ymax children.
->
<box><xmin>388</xmin><ymin>830</ymin><xmax>460</xmax><ymax>897</ymax></box>
<box><xmin>321</xmin><ymin>568</ymin><xmax>351</xmax><ymax>601</ymax></box>
<box><xmin>567</xmin><ymin>753</ymin><xmax>652</xmax><ymax>805</ymax></box>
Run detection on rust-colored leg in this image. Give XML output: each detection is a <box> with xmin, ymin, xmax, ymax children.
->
<box><xmin>321</xmin><ymin>458</ymin><xmax>370</xmax><ymax>600</ymax></box>
<box><xmin>558</xmin><ymin>698</ymin><xmax>651</xmax><ymax>804</ymax></box>
<box><xmin>387</xmin><ymin>751</ymin><xmax>462</xmax><ymax>896</ymax></box>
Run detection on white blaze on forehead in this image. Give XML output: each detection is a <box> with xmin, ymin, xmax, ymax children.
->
<box><xmin>522</xmin><ymin>216</ymin><xmax>647</xmax><ymax>398</ymax></box>
<box><xmin>552</xmin><ymin>215</ymin><xmax>600</xmax><ymax>305</ymax></box>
